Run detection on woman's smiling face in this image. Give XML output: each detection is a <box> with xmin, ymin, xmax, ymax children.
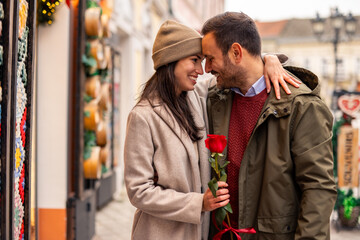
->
<box><xmin>174</xmin><ymin>54</ymin><xmax>204</xmax><ymax>95</ymax></box>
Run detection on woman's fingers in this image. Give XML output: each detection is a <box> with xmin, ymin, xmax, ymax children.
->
<box><xmin>216</xmin><ymin>187</ymin><xmax>229</xmax><ymax>196</ymax></box>
<box><xmin>217</xmin><ymin>181</ymin><xmax>228</xmax><ymax>188</ymax></box>
<box><xmin>203</xmin><ymin>182</ymin><xmax>230</xmax><ymax>212</ymax></box>
<box><xmin>264</xmin><ymin>74</ymin><xmax>271</xmax><ymax>93</ymax></box>
<box><xmin>284</xmin><ymin>72</ymin><xmax>302</xmax><ymax>85</ymax></box>
<box><xmin>212</xmin><ymin>199</ymin><xmax>230</xmax><ymax>209</ymax></box>
<box><xmin>263</xmin><ymin>54</ymin><xmax>304</xmax><ymax>99</ymax></box>
<box><xmin>279</xmin><ymin>78</ymin><xmax>291</xmax><ymax>95</ymax></box>
<box><xmin>208</xmin><ymin>195</ymin><xmax>230</xmax><ymax>210</ymax></box>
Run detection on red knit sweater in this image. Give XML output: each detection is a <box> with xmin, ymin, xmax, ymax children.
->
<box><xmin>227</xmin><ymin>89</ymin><xmax>268</xmax><ymax>228</ymax></box>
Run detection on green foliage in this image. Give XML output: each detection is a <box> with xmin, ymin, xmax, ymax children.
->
<box><xmin>84</xmin><ymin>94</ymin><xmax>93</xmax><ymax>103</ymax></box>
<box><xmin>83</xmin><ymin>130</ymin><xmax>96</xmax><ymax>160</ymax></box>
<box><xmin>208</xmin><ymin>177</ymin><xmax>218</xmax><ymax>198</ymax></box>
<box><xmin>208</xmin><ymin>154</ymin><xmax>232</xmax><ymax>227</ymax></box>
<box><xmin>336</xmin><ymin>189</ymin><xmax>360</xmax><ymax>219</ymax></box>
<box><xmin>86</xmin><ymin>0</ymin><xmax>101</xmax><ymax>10</ymax></box>
<box><xmin>82</xmin><ymin>54</ymin><xmax>98</xmax><ymax>76</ymax></box>
<box><xmin>215</xmin><ymin>207</ymin><xmax>227</xmax><ymax>227</ymax></box>
<box><xmin>101</xmin><ymin>164</ymin><xmax>108</xmax><ymax>174</ymax></box>
<box><xmin>224</xmin><ymin>202</ymin><xmax>233</xmax><ymax>214</ymax></box>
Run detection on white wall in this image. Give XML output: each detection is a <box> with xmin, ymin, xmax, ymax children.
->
<box><xmin>112</xmin><ymin>29</ymin><xmax>153</xmax><ymax>197</ymax></box>
<box><xmin>37</xmin><ymin>4</ymin><xmax>69</xmax><ymax>209</ymax></box>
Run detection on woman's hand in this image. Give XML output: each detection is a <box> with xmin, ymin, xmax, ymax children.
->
<box><xmin>263</xmin><ymin>54</ymin><xmax>302</xmax><ymax>99</ymax></box>
<box><xmin>202</xmin><ymin>181</ymin><xmax>230</xmax><ymax>212</ymax></box>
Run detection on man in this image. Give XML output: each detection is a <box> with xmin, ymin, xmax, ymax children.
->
<box><xmin>201</xmin><ymin>12</ymin><xmax>337</xmax><ymax>240</ymax></box>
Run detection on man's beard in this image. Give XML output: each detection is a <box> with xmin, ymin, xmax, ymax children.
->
<box><xmin>217</xmin><ymin>56</ymin><xmax>243</xmax><ymax>90</ymax></box>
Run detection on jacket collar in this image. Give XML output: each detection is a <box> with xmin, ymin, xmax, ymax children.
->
<box><xmin>207</xmin><ymin>66</ymin><xmax>321</xmax><ymax>136</ymax></box>
<box><xmin>209</xmin><ymin>66</ymin><xmax>320</xmax><ymax>118</ymax></box>
<box><xmin>261</xmin><ymin>66</ymin><xmax>320</xmax><ymax>119</ymax></box>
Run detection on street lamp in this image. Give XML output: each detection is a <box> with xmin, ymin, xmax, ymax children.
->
<box><xmin>311</xmin><ymin>7</ymin><xmax>357</xmax><ymax>110</ymax></box>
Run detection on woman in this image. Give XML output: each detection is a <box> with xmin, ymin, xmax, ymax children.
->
<box><xmin>124</xmin><ymin>20</ymin><xmax>293</xmax><ymax>240</ymax></box>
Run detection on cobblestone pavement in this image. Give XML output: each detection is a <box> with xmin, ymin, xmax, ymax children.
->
<box><xmin>93</xmin><ymin>187</ymin><xmax>360</xmax><ymax>240</ymax></box>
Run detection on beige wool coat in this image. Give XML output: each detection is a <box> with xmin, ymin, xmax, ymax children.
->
<box><xmin>124</xmin><ymin>90</ymin><xmax>211</xmax><ymax>240</ymax></box>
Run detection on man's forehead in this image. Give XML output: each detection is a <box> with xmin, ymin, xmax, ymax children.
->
<box><xmin>202</xmin><ymin>32</ymin><xmax>215</xmax><ymax>43</ymax></box>
<box><xmin>202</xmin><ymin>36</ymin><xmax>219</xmax><ymax>56</ymax></box>
<box><xmin>202</xmin><ymin>34</ymin><xmax>214</xmax><ymax>50</ymax></box>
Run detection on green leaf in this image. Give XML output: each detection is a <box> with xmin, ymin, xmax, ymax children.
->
<box><xmin>211</xmin><ymin>161</ymin><xmax>217</xmax><ymax>171</ymax></box>
<box><xmin>208</xmin><ymin>178</ymin><xmax>218</xmax><ymax>197</ymax></box>
<box><xmin>84</xmin><ymin>130</ymin><xmax>96</xmax><ymax>147</ymax></box>
<box><xmin>221</xmin><ymin>161</ymin><xmax>230</xmax><ymax>169</ymax></box>
<box><xmin>83</xmin><ymin>146</ymin><xmax>92</xmax><ymax>160</ymax></box>
<box><xmin>82</xmin><ymin>54</ymin><xmax>97</xmax><ymax>67</ymax></box>
<box><xmin>215</xmin><ymin>207</ymin><xmax>227</xmax><ymax>227</ymax></box>
<box><xmin>85</xmin><ymin>42</ymin><xmax>91</xmax><ymax>56</ymax></box>
<box><xmin>224</xmin><ymin>202</ymin><xmax>233</xmax><ymax>214</ymax></box>
<box><xmin>86</xmin><ymin>0</ymin><xmax>100</xmax><ymax>9</ymax></box>
<box><xmin>208</xmin><ymin>157</ymin><xmax>215</xmax><ymax>163</ymax></box>
<box><xmin>219</xmin><ymin>173</ymin><xmax>227</xmax><ymax>182</ymax></box>
<box><xmin>84</xmin><ymin>110</ymin><xmax>90</xmax><ymax>117</ymax></box>
<box><xmin>343</xmin><ymin>196</ymin><xmax>357</xmax><ymax>219</ymax></box>
<box><xmin>84</xmin><ymin>94</ymin><xmax>93</xmax><ymax>103</ymax></box>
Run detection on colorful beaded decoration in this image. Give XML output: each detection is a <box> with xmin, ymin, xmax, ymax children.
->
<box><xmin>14</xmin><ymin>1</ymin><xmax>28</xmax><ymax>239</ymax></box>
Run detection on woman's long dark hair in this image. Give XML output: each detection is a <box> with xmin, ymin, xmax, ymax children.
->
<box><xmin>139</xmin><ymin>62</ymin><xmax>202</xmax><ymax>141</ymax></box>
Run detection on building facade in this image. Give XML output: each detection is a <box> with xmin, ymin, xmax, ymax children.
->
<box><xmin>34</xmin><ymin>0</ymin><xmax>225</xmax><ymax>239</ymax></box>
<box><xmin>256</xmin><ymin>15</ymin><xmax>360</xmax><ymax>107</ymax></box>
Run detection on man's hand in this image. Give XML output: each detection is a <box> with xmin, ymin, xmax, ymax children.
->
<box><xmin>264</xmin><ymin>54</ymin><xmax>302</xmax><ymax>99</ymax></box>
<box><xmin>202</xmin><ymin>181</ymin><xmax>230</xmax><ymax>212</ymax></box>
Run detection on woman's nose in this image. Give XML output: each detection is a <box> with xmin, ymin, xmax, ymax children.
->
<box><xmin>205</xmin><ymin>60</ymin><xmax>212</xmax><ymax>73</ymax></box>
<box><xmin>196</xmin><ymin>64</ymin><xmax>204</xmax><ymax>75</ymax></box>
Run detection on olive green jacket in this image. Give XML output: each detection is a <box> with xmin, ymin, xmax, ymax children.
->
<box><xmin>206</xmin><ymin>66</ymin><xmax>337</xmax><ymax>240</ymax></box>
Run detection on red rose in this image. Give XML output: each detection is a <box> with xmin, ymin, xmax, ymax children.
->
<box><xmin>205</xmin><ymin>134</ymin><xmax>227</xmax><ymax>153</ymax></box>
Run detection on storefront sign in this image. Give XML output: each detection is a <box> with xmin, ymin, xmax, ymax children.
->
<box><xmin>337</xmin><ymin>126</ymin><xmax>359</xmax><ymax>187</ymax></box>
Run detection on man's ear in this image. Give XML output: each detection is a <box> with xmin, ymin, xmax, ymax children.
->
<box><xmin>229</xmin><ymin>43</ymin><xmax>242</xmax><ymax>64</ymax></box>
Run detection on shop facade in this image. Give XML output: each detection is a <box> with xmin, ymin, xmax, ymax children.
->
<box><xmin>0</xmin><ymin>0</ymin><xmax>225</xmax><ymax>239</ymax></box>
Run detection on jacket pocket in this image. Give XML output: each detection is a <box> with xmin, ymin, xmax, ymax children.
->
<box><xmin>257</xmin><ymin>215</ymin><xmax>296</xmax><ymax>234</ymax></box>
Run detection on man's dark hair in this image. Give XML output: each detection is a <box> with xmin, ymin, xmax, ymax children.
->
<box><xmin>201</xmin><ymin>12</ymin><xmax>261</xmax><ymax>57</ymax></box>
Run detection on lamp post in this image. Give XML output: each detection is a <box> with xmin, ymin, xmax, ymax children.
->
<box><xmin>311</xmin><ymin>7</ymin><xmax>357</xmax><ymax>111</ymax></box>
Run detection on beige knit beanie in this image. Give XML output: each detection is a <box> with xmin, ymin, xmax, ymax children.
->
<box><xmin>152</xmin><ymin>20</ymin><xmax>202</xmax><ymax>70</ymax></box>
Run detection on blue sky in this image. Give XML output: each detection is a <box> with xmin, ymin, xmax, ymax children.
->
<box><xmin>225</xmin><ymin>0</ymin><xmax>360</xmax><ymax>21</ymax></box>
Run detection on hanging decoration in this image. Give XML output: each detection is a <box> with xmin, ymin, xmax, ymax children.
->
<box><xmin>82</xmin><ymin>0</ymin><xmax>114</xmax><ymax>179</ymax></box>
<box><xmin>37</xmin><ymin>0</ymin><xmax>63</xmax><ymax>25</ymax></box>
<box><xmin>14</xmin><ymin>1</ymin><xmax>29</xmax><ymax>238</ymax></box>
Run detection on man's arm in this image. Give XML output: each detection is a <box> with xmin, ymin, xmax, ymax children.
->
<box><xmin>290</xmin><ymin>98</ymin><xmax>337</xmax><ymax>240</ymax></box>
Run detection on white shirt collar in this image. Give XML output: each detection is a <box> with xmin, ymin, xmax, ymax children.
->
<box><xmin>231</xmin><ymin>76</ymin><xmax>266</xmax><ymax>97</ymax></box>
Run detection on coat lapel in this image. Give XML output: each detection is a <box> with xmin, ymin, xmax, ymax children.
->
<box><xmin>150</xmin><ymin>95</ymin><xmax>204</xmax><ymax>191</ymax></box>
<box><xmin>187</xmin><ymin>92</ymin><xmax>210</xmax><ymax>192</ymax></box>
<box><xmin>207</xmin><ymin>89</ymin><xmax>234</xmax><ymax>166</ymax></box>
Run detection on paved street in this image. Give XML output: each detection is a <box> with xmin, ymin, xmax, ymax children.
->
<box><xmin>93</xmin><ymin>186</ymin><xmax>360</xmax><ymax>240</ymax></box>
<box><xmin>93</xmin><ymin>187</ymin><xmax>136</xmax><ymax>240</ymax></box>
